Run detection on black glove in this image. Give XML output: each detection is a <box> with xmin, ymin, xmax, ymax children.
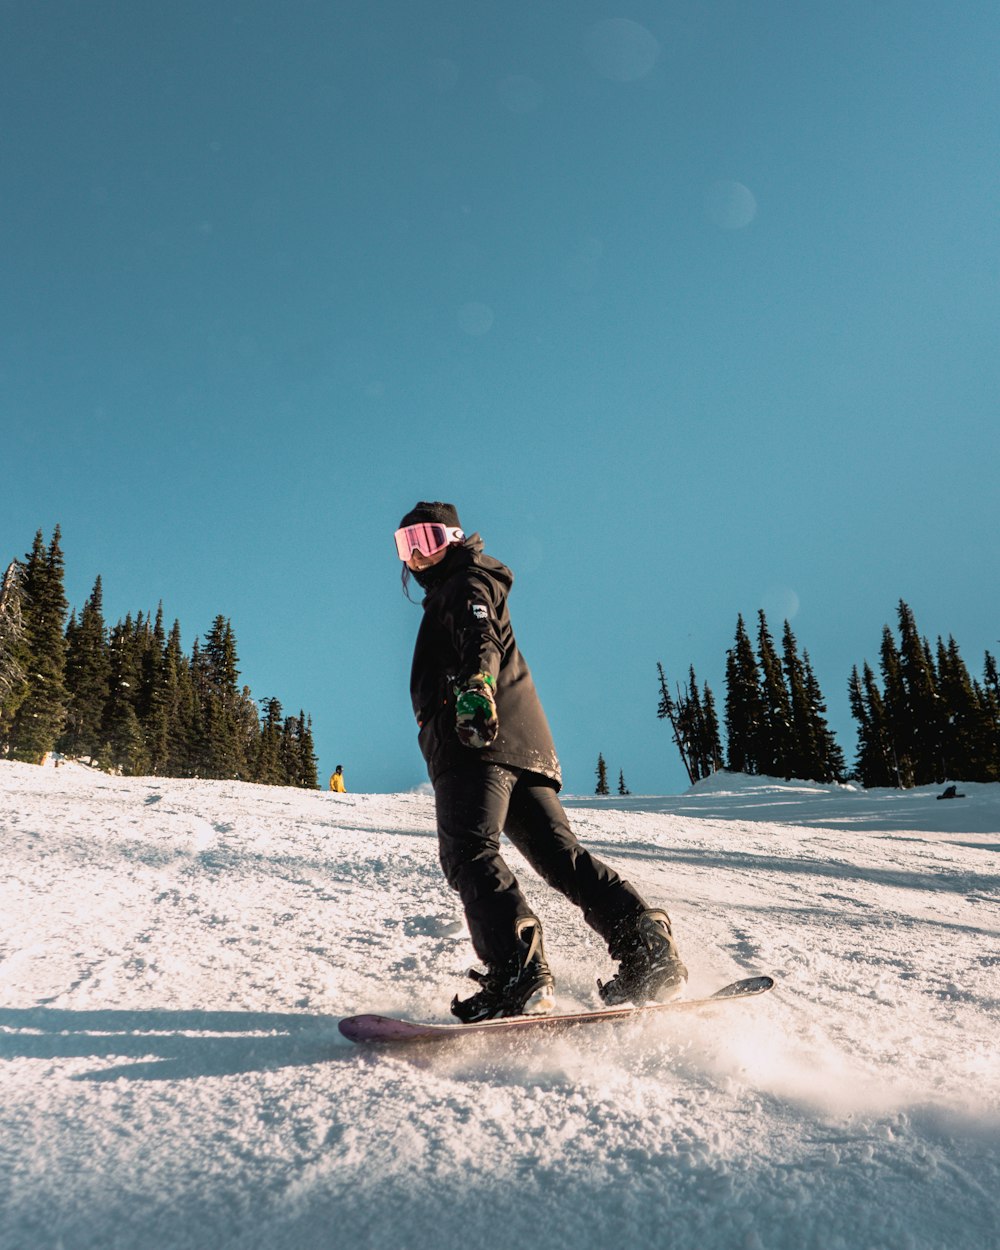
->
<box><xmin>454</xmin><ymin>672</ymin><xmax>499</xmax><ymax>748</ymax></box>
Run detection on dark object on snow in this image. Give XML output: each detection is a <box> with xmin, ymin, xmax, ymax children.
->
<box><xmin>937</xmin><ymin>785</ymin><xmax>966</xmax><ymax>800</ymax></box>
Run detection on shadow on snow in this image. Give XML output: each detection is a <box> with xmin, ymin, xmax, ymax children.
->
<box><xmin>0</xmin><ymin>1005</ymin><xmax>363</xmax><ymax>1082</ymax></box>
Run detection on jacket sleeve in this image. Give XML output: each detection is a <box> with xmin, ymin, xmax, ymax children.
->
<box><xmin>443</xmin><ymin>569</ymin><xmax>506</xmax><ymax>684</ymax></box>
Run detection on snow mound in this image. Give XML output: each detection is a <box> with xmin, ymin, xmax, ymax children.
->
<box><xmin>1</xmin><ymin>761</ymin><xmax>998</xmax><ymax>1250</ymax></box>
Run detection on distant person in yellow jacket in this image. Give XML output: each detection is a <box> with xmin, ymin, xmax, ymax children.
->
<box><xmin>329</xmin><ymin>765</ymin><xmax>346</xmax><ymax>793</ymax></box>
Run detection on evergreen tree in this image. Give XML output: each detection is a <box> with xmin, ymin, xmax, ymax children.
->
<box><xmin>848</xmin><ymin>666</ymin><xmax>873</xmax><ymax>785</ymax></box>
<box><xmin>234</xmin><ymin>685</ymin><xmax>263</xmax><ymax>780</ymax></box>
<box><xmin>896</xmin><ymin>601</ymin><xmax>942</xmax><ymax>784</ymax></box>
<box><xmin>776</xmin><ymin>624</ymin><xmax>847</xmax><ymax>784</ymax></box>
<box><xmin>617</xmin><ymin>769</ymin><xmax>630</xmax><ymax>796</ymax></box>
<box><xmin>595</xmin><ymin>752</ymin><xmax>609</xmax><ymax>796</ymax></box>
<box><xmin>0</xmin><ymin>560</ymin><xmax>28</xmax><ymax>745</ymax></box>
<box><xmin>878</xmin><ymin>625</ymin><xmax>912</xmax><ymax>787</ymax></box>
<box><xmin>657</xmin><ymin>663</ymin><xmax>721</xmax><ymax>783</ymax></box>
<box><xmin>271</xmin><ymin>710</ymin><xmax>320</xmax><ymax>789</ymax></box>
<box><xmin>199</xmin><ymin>686</ymin><xmax>233</xmax><ymax>778</ymax></box>
<box><xmin>677</xmin><ymin>674</ymin><xmax>703</xmax><ymax>775</ymax></box>
<box><xmin>982</xmin><ymin>652</ymin><xmax>1000</xmax><ymax>780</ymax></box>
<box><xmin>278</xmin><ymin>710</ymin><xmax>321</xmax><ymax>788</ymax></box>
<box><xmin>802</xmin><ymin>650</ymin><xmax>847</xmax><ymax>782</ymax></box>
<box><xmin>849</xmin><ymin>664</ymin><xmax>891</xmax><ymax>787</ymax></box>
<box><xmin>102</xmin><ymin>615</ymin><xmax>147</xmax><ymax>773</ymax></box>
<box><xmin>60</xmin><ymin>576</ymin><xmax>111</xmax><ymax>761</ymax></box>
<box><xmin>299</xmin><ymin>715</ymin><xmax>320</xmax><ymax>789</ymax></box>
<box><xmin>701</xmin><ymin>684</ymin><xmax>723</xmax><ymax>776</ymax></box>
<box><xmin>255</xmin><ymin>697</ymin><xmax>285</xmax><ymax>785</ymax></box>
<box><xmin>9</xmin><ymin>529</ymin><xmax>69</xmax><ymax>763</ymax></box>
<box><xmin>702</xmin><ymin>684</ymin><xmax>723</xmax><ymax>774</ymax></box>
<box><xmin>164</xmin><ymin>620</ymin><xmax>198</xmax><ymax>776</ymax></box>
<box><xmin>984</xmin><ymin>651</ymin><xmax>1000</xmax><ymax>713</ymax></box>
<box><xmin>783</xmin><ymin>623</ymin><xmax>822</xmax><ymax>781</ymax></box>
<box><xmin>202</xmin><ymin>615</ymin><xmax>240</xmax><ymax>693</ymax></box>
<box><xmin>657</xmin><ymin>662</ymin><xmax>695</xmax><ymax>785</ymax></box>
<box><xmin>137</xmin><ymin>605</ymin><xmax>171</xmax><ymax>774</ymax></box>
<box><xmin>198</xmin><ymin>616</ymin><xmax>245</xmax><ymax>778</ymax></box>
<box><xmin>725</xmin><ymin>615</ymin><xmax>765</xmax><ymax>774</ymax></box>
<box><xmin>756</xmin><ymin>611</ymin><xmax>794</xmax><ymax>776</ymax></box>
<box><xmin>686</xmin><ymin>667</ymin><xmax>723</xmax><ymax>780</ymax></box>
<box><xmin>187</xmin><ymin>637</ymin><xmax>208</xmax><ymax>773</ymax></box>
<box><xmin>935</xmin><ymin>636</ymin><xmax>985</xmax><ymax>781</ymax></box>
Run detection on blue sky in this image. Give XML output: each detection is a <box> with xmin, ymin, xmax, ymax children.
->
<box><xmin>3</xmin><ymin>1</ymin><xmax>998</xmax><ymax>793</ymax></box>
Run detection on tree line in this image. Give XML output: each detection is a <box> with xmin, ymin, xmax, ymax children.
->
<box><xmin>849</xmin><ymin>601</ymin><xmax>1000</xmax><ymax>788</ymax></box>
<box><xmin>659</xmin><ymin>602</ymin><xmax>999</xmax><ymax>789</ymax></box>
<box><xmin>1</xmin><ymin>528</ymin><xmax>319</xmax><ymax>788</ymax></box>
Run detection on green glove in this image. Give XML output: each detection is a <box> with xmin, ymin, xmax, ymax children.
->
<box><xmin>455</xmin><ymin>672</ymin><xmax>499</xmax><ymax>748</ymax></box>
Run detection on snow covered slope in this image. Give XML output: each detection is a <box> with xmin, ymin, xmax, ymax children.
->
<box><xmin>1</xmin><ymin>761</ymin><xmax>998</xmax><ymax>1250</ymax></box>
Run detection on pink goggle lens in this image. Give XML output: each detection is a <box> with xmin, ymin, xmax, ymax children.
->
<box><xmin>393</xmin><ymin>523</ymin><xmax>464</xmax><ymax>560</ymax></box>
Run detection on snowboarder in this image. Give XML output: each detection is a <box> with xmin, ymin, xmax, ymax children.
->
<box><xmin>394</xmin><ymin>501</ymin><xmax>688</xmax><ymax>1022</ymax></box>
<box><xmin>329</xmin><ymin>765</ymin><xmax>347</xmax><ymax>793</ymax></box>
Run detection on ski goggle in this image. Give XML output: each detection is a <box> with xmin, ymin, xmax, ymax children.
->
<box><xmin>393</xmin><ymin>522</ymin><xmax>464</xmax><ymax>561</ymax></box>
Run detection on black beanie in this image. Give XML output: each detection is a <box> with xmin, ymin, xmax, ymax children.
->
<box><xmin>398</xmin><ymin>501</ymin><xmax>462</xmax><ymax>531</ymax></box>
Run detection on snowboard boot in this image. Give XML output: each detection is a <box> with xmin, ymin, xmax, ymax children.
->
<box><xmin>451</xmin><ymin>916</ymin><xmax>556</xmax><ymax>1023</ymax></box>
<box><xmin>598</xmin><ymin>909</ymin><xmax>688</xmax><ymax>1005</ymax></box>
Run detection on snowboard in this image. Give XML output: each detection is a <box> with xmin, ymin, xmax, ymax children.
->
<box><xmin>339</xmin><ymin>974</ymin><xmax>774</xmax><ymax>1045</ymax></box>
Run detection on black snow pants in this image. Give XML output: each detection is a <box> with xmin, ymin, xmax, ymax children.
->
<box><xmin>433</xmin><ymin>761</ymin><xmax>647</xmax><ymax>967</ymax></box>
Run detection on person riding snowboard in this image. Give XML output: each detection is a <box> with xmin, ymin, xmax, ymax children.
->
<box><xmin>394</xmin><ymin>501</ymin><xmax>688</xmax><ymax>1022</ymax></box>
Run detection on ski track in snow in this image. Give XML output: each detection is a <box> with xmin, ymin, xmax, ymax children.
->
<box><xmin>1</xmin><ymin>761</ymin><xmax>998</xmax><ymax>1250</ymax></box>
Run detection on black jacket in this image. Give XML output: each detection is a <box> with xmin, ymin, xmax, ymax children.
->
<box><xmin>409</xmin><ymin>535</ymin><xmax>561</xmax><ymax>786</ymax></box>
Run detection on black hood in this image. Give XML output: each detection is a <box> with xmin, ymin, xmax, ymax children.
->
<box><xmin>412</xmin><ymin>534</ymin><xmax>514</xmax><ymax>595</ymax></box>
